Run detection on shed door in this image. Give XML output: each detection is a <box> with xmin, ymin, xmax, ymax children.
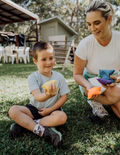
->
<box><xmin>43</xmin><ymin>27</ymin><xmax>55</xmax><ymax>42</ymax></box>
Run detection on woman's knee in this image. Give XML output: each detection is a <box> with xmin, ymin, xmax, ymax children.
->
<box><xmin>108</xmin><ymin>93</ymin><xmax>120</xmax><ymax>104</ymax></box>
<box><xmin>111</xmin><ymin>104</ymin><xmax>120</xmax><ymax>118</ymax></box>
<box><xmin>104</xmin><ymin>86</ymin><xmax>120</xmax><ymax>104</ymax></box>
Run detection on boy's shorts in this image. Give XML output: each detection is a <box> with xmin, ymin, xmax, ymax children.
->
<box><xmin>25</xmin><ymin>104</ymin><xmax>61</xmax><ymax>119</ymax></box>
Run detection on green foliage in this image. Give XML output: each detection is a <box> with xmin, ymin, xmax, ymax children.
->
<box><xmin>116</xmin><ymin>0</ymin><xmax>120</xmax><ymax>5</ymax></box>
<box><xmin>106</xmin><ymin>0</ymin><xmax>120</xmax><ymax>5</ymax></box>
<box><xmin>0</xmin><ymin>62</ymin><xmax>120</xmax><ymax>154</ymax></box>
<box><xmin>12</xmin><ymin>0</ymin><xmax>29</xmax><ymax>6</ymax></box>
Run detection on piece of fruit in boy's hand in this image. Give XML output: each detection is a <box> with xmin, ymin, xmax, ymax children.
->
<box><xmin>88</xmin><ymin>87</ymin><xmax>101</xmax><ymax>100</ymax></box>
<box><xmin>42</xmin><ymin>80</ymin><xmax>57</xmax><ymax>91</ymax></box>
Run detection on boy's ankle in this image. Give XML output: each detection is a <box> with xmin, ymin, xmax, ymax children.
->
<box><xmin>33</xmin><ymin>124</ymin><xmax>45</xmax><ymax>136</ymax></box>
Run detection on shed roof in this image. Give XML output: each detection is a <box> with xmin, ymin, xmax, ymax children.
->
<box><xmin>0</xmin><ymin>0</ymin><xmax>39</xmax><ymax>25</ymax></box>
<box><xmin>38</xmin><ymin>16</ymin><xmax>77</xmax><ymax>35</ymax></box>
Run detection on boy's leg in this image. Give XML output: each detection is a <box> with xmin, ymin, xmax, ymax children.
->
<box><xmin>33</xmin><ymin>110</ymin><xmax>65</xmax><ymax>147</ymax></box>
<box><xmin>39</xmin><ymin>110</ymin><xmax>67</xmax><ymax>127</ymax></box>
<box><xmin>9</xmin><ymin>105</ymin><xmax>36</xmax><ymax>131</ymax></box>
<box><xmin>9</xmin><ymin>105</ymin><xmax>63</xmax><ymax>147</ymax></box>
<box><xmin>9</xmin><ymin>105</ymin><xmax>45</xmax><ymax>137</ymax></box>
<box><xmin>34</xmin><ymin>110</ymin><xmax>66</xmax><ymax>147</ymax></box>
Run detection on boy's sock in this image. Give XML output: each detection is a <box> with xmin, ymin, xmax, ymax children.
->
<box><xmin>33</xmin><ymin>124</ymin><xmax>45</xmax><ymax>137</ymax></box>
<box><xmin>33</xmin><ymin>122</ymin><xmax>62</xmax><ymax>147</ymax></box>
<box><xmin>34</xmin><ymin>119</ymin><xmax>41</xmax><ymax>124</ymax></box>
<box><xmin>33</xmin><ymin>119</ymin><xmax>62</xmax><ymax>147</ymax></box>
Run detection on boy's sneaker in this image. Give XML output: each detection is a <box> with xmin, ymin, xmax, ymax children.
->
<box><xmin>43</xmin><ymin>127</ymin><xmax>62</xmax><ymax>147</ymax></box>
<box><xmin>10</xmin><ymin>123</ymin><xmax>25</xmax><ymax>138</ymax></box>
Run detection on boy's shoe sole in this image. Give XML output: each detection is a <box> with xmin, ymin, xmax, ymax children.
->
<box><xmin>43</xmin><ymin>127</ymin><xmax>62</xmax><ymax>147</ymax></box>
<box><xmin>10</xmin><ymin>123</ymin><xmax>25</xmax><ymax>138</ymax></box>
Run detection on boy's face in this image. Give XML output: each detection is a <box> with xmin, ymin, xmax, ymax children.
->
<box><xmin>33</xmin><ymin>48</ymin><xmax>55</xmax><ymax>77</ymax></box>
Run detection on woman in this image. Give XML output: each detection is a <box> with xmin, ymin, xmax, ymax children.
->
<box><xmin>73</xmin><ymin>0</ymin><xmax>120</xmax><ymax>118</ymax></box>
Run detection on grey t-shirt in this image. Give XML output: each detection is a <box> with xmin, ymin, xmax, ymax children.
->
<box><xmin>28</xmin><ymin>70</ymin><xmax>70</xmax><ymax>110</ymax></box>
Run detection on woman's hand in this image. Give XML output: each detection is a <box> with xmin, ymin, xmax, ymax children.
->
<box><xmin>86</xmin><ymin>84</ymin><xmax>100</xmax><ymax>101</ymax></box>
<box><xmin>110</xmin><ymin>75</ymin><xmax>120</xmax><ymax>83</ymax></box>
<box><xmin>106</xmin><ymin>83</ymin><xmax>116</xmax><ymax>87</ymax></box>
<box><xmin>105</xmin><ymin>75</ymin><xmax>120</xmax><ymax>87</ymax></box>
<box><xmin>91</xmin><ymin>94</ymin><xmax>101</xmax><ymax>101</ymax></box>
<box><xmin>38</xmin><ymin>108</ymin><xmax>50</xmax><ymax>116</ymax></box>
<box><xmin>44</xmin><ymin>83</ymin><xmax>58</xmax><ymax>97</ymax></box>
<box><xmin>87</xmin><ymin>82</ymin><xmax>102</xmax><ymax>101</ymax></box>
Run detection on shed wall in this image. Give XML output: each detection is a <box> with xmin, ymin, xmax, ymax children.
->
<box><xmin>58</xmin><ymin>23</ymin><xmax>73</xmax><ymax>38</ymax></box>
<box><xmin>41</xmin><ymin>21</ymin><xmax>58</xmax><ymax>42</ymax></box>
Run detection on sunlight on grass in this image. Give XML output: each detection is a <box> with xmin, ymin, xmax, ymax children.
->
<box><xmin>0</xmin><ymin>63</ymin><xmax>3</xmax><ymax>66</ymax></box>
<box><xmin>66</xmin><ymin>79</ymin><xmax>75</xmax><ymax>82</ymax></box>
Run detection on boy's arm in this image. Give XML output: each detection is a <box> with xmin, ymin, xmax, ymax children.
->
<box><xmin>48</xmin><ymin>94</ymin><xmax>68</xmax><ymax>113</ymax></box>
<box><xmin>38</xmin><ymin>94</ymin><xmax>68</xmax><ymax>116</ymax></box>
<box><xmin>32</xmin><ymin>89</ymin><xmax>50</xmax><ymax>102</ymax></box>
<box><xmin>32</xmin><ymin>83</ymin><xmax>58</xmax><ymax>102</ymax></box>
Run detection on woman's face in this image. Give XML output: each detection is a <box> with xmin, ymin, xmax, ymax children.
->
<box><xmin>86</xmin><ymin>11</ymin><xmax>112</xmax><ymax>41</ymax></box>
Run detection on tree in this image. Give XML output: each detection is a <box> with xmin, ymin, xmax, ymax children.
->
<box><xmin>3</xmin><ymin>0</ymin><xmax>120</xmax><ymax>45</ymax></box>
<box><xmin>7</xmin><ymin>0</ymin><xmax>75</xmax><ymax>35</ymax></box>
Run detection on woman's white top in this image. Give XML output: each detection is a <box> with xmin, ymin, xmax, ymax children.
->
<box><xmin>75</xmin><ymin>30</ymin><xmax>120</xmax><ymax>74</ymax></box>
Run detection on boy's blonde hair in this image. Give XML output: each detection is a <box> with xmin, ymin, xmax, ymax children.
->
<box><xmin>32</xmin><ymin>41</ymin><xmax>54</xmax><ymax>61</ymax></box>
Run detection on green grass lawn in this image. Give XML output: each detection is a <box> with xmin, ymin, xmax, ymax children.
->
<box><xmin>0</xmin><ymin>62</ymin><xmax>120</xmax><ymax>155</ymax></box>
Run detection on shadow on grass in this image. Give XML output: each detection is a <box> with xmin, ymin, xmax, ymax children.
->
<box><xmin>1</xmin><ymin>101</ymin><xmax>120</xmax><ymax>155</ymax></box>
<box><xmin>0</xmin><ymin>93</ymin><xmax>120</xmax><ymax>155</ymax></box>
<box><xmin>0</xmin><ymin>120</ymin><xmax>60</xmax><ymax>155</ymax></box>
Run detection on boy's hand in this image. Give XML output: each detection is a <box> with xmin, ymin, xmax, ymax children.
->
<box><xmin>38</xmin><ymin>108</ymin><xmax>50</xmax><ymax>116</ymax></box>
<box><xmin>44</xmin><ymin>83</ymin><xmax>58</xmax><ymax>97</ymax></box>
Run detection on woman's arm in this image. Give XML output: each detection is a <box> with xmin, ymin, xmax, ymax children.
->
<box><xmin>73</xmin><ymin>55</ymin><xmax>93</xmax><ymax>90</ymax></box>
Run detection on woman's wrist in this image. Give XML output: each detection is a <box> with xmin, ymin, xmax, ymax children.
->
<box><xmin>86</xmin><ymin>83</ymin><xmax>93</xmax><ymax>90</ymax></box>
<box><xmin>116</xmin><ymin>76</ymin><xmax>120</xmax><ymax>83</ymax></box>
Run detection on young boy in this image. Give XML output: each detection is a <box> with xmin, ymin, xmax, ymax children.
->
<box><xmin>9</xmin><ymin>41</ymin><xmax>70</xmax><ymax>147</ymax></box>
